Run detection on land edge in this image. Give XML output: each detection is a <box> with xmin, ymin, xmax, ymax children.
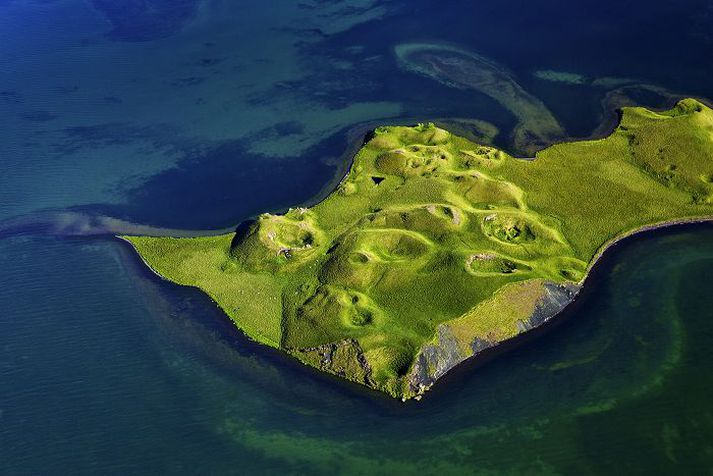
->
<box><xmin>403</xmin><ymin>215</ymin><xmax>713</xmax><ymax>400</ymax></box>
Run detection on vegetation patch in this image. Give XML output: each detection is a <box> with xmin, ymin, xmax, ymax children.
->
<box><xmin>124</xmin><ymin>100</ymin><xmax>713</xmax><ymax>400</ymax></box>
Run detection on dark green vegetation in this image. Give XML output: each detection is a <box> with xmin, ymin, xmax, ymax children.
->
<box><xmin>125</xmin><ymin>99</ymin><xmax>713</xmax><ymax>399</ymax></box>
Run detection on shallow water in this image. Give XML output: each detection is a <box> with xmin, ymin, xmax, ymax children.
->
<box><xmin>1</xmin><ymin>0</ymin><xmax>713</xmax><ymax>474</ymax></box>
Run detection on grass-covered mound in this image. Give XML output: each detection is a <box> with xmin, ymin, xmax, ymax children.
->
<box><xmin>124</xmin><ymin>99</ymin><xmax>713</xmax><ymax>399</ymax></box>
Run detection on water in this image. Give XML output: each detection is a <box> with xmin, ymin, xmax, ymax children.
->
<box><xmin>1</xmin><ymin>0</ymin><xmax>713</xmax><ymax>474</ymax></box>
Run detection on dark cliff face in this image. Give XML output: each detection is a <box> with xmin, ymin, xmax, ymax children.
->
<box><xmin>406</xmin><ymin>281</ymin><xmax>581</xmax><ymax>398</ymax></box>
<box><xmin>518</xmin><ymin>282</ymin><xmax>580</xmax><ymax>332</ymax></box>
<box><xmin>408</xmin><ymin>325</ymin><xmax>465</xmax><ymax>394</ymax></box>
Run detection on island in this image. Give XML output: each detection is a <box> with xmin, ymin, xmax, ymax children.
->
<box><xmin>123</xmin><ymin>99</ymin><xmax>713</xmax><ymax>400</ymax></box>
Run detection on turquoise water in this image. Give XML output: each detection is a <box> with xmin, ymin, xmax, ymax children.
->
<box><xmin>2</xmin><ymin>0</ymin><xmax>713</xmax><ymax>473</ymax></box>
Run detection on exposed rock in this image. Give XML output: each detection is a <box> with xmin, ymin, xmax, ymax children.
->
<box><xmin>294</xmin><ymin>338</ymin><xmax>374</xmax><ymax>386</ymax></box>
<box><xmin>517</xmin><ymin>282</ymin><xmax>580</xmax><ymax>332</ymax></box>
<box><xmin>407</xmin><ymin>281</ymin><xmax>581</xmax><ymax>397</ymax></box>
<box><xmin>471</xmin><ymin>337</ymin><xmax>494</xmax><ymax>354</ymax></box>
<box><xmin>408</xmin><ymin>325</ymin><xmax>468</xmax><ymax>394</ymax></box>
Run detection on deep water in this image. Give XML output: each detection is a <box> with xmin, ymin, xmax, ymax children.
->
<box><xmin>2</xmin><ymin>0</ymin><xmax>713</xmax><ymax>474</ymax></box>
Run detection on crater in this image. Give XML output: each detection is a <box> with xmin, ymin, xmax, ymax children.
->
<box><xmin>360</xmin><ymin>229</ymin><xmax>432</xmax><ymax>261</ymax></box>
<box><xmin>466</xmin><ymin>253</ymin><xmax>532</xmax><ymax>275</ymax></box>
<box><xmin>481</xmin><ymin>214</ymin><xmax>536</xmax><ymax>243</ymax></box>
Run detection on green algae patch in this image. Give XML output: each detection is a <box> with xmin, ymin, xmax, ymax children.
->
<box><xmin>394</xmin><ymin>42</ymin><xmax>565</xmax><ymax>153</ymax></box>
<box><xmin>533</xmin><ymin>69</ymin><xmax>588</xmax><ymax>85</ymax></box>
<box><xmin>124</xmin><ymin>100</ymin><xmax>713</xmax><ymax>399</ymax></box>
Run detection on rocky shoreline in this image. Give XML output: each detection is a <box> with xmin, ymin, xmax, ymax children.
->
<box><xmin>404</xmin><ymin>216</ymin><xmax>713</xmax><ymax>400</ymax></box>
<box><xmin>407</xmin><ymin>281</ymin><xmax>580</xmax><ymax>399</ymax></box>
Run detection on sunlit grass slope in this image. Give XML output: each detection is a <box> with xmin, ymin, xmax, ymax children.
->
<box><xmin>124</xmin><ymin>99</ymin><xmax>713</xmax><ymax>399</ymax></box>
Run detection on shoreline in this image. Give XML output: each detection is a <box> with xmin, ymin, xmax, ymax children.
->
<box><xmin>413</xmin><ymin>217</ymin><xmax>713</xmax><ymax>402</ymax></box>
<box><xmin>584</xmin><ymin>216</ymin><xmax>713</xmax><ymax>279</ymax></box>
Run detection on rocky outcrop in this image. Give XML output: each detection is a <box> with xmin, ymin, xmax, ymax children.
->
<box><xmin>408</xmin><ymin>325</ymin><xmax>468</xmax><ymax>394</ymax></box>
<box><xmin>293</xmin><ymin>338</ymin><xmax>374</xmax><ymax>386</ymax></box>
<box><xmin>407</xmin><ymin>281</ymin><xmax>581</xmax><ymax>397</ymax></box>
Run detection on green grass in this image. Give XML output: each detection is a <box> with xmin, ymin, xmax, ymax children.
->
<box><xmin>123</xmin><ymin>99</ymin><xmax>713</xmax><ymax>399</ymax></box>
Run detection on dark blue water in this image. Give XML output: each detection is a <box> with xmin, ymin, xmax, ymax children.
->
<box><xmin>1</xmin><ymin>1</ymin><xmax>713</xmax><ymax>474</ymax></box>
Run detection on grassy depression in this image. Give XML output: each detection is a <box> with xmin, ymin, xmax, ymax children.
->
<box><xmin>124</xmin><ymin>99</ymin><xmax>713</xmax><ymax>399</ymax></box>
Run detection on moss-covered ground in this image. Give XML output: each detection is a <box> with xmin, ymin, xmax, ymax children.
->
<box><xmin>124</xmin><ymin>99</ymin><xmax>713</xmax><ymax>399</ymax></box>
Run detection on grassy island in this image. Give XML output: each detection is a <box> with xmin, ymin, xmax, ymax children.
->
<box><xmin>124</xmin><ymin>99</ymin><xmax>713</xmax><ymax>399</ymax></box>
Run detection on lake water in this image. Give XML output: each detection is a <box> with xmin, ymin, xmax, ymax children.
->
<box><xmin>1</xmin><ymin>1</ymin><xmax>713</xmax><ymax>474</ymax></box>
